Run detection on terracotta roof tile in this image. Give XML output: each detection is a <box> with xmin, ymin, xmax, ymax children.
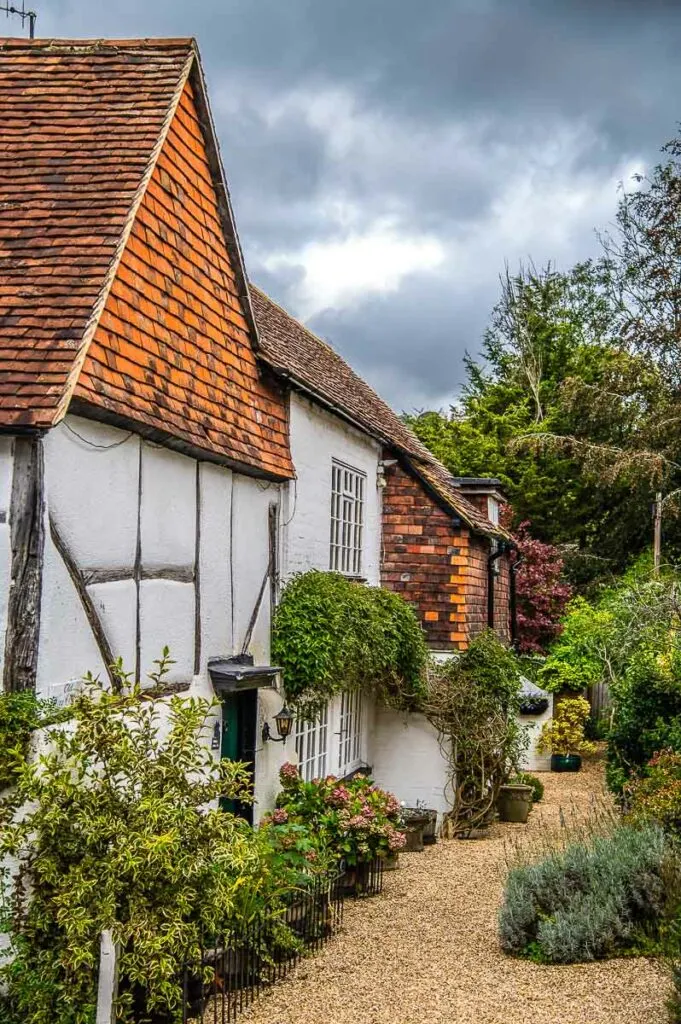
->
<box><xmin>0</xmin><ymin>38</ymin><xmax>292</xmax><ymax>479</ymax></box>
<box><xmin>251</xmin><ymin>286</ymin><xmax>504</xmax><ymax>536</ymax></box>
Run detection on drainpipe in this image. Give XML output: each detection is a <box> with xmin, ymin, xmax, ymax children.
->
<box><xmin>509</xmin><ymin>549</ymin><xmax>523</xmax><ymax>648</ymax></box>
<box><xmin>487</xmin><ymin>543</ymin><xmax>505</xmax><ymax>630</ymax></box>
<box><xmin>487</xmin><ymin>539</ymin><xmax>519</xmax><ymax>636</ymax></box>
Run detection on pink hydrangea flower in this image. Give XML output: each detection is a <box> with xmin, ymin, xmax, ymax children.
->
<box><xmin>327</xmin><ymin>785</ymin><xmax>351</xmax><ymax>807</ymax></box>
<box><xmin>386</xmin><ymin>796</ymin><xmax>401</xmax><ymax>816</ymax></box>
<box><xmin>272</xmin><ymin>808</ymin><xmax>289</xmax><ymax>824</ymax></box>
<box><xmin>279</xmin><ymin>762</ymin><xmax>299</xmax><ymax>786</ymax></box>
<box><xmin>361</xmin><ymin>804</ymin><xmax>375</xmax><ymax>820</ymax></box>
<box><xmin>304</xmin><ymin>849</ymin><xmax>318</xmax><ymax>862</ymax></box>
<box><xmin>388</xmin><ymin>828</ymin><xmax>407</xmax><ymax>850</ymax></box>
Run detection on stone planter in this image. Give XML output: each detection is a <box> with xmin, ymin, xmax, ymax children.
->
<box><xmin>551</xmin><ymin>753</ymin><xmax>582</xmax><ymax>772</ymax></box>
<box><xmin>497</xmin><ymin>784</ymin><xmax>533</xmax><ymax>823</ymax></box>
<box><xmin>402</xmin><ymin>809</ymin><xmax>431</xmax><ymax>852</ymax></box>
<box><xmin>422</xmin><ymin>809</ymin><xmax>438</xmax><ymax>845</ymax></box>
<box><xmin>384</xmin><ymin>851</ymin><xmax>400</xmax><ymax>870</ymax></box>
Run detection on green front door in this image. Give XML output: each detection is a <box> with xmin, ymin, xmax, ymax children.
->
<box><xmin>219</xmin><ymin>689</ymin><xmax>257</xmax><ymax>824</ymax></box>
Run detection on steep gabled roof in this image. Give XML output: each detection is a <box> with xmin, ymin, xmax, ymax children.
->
<box><xmin>250</xmin><ymin>286</ymin><xmax>505</xmax><ymax>537</ymax></box>
<box><xmin>0</xmin><ymin>38</ymin><xmax>292</xmax><ymax>479</ymax></box>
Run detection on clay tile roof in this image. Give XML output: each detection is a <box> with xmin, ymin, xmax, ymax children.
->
<box><xmin>0</xmin><ymin>38</ymin><xmax>194</xmax><ymax>429</ymax></box>
<box><xmin>250</xmin><ymin>285</ymin><xmax>506</xmax><ymax>537</ymax></box>
<box><xmin>0</xmin><ymin>38</ymin><xmax>293</xmax><ymax>479</ymax></box>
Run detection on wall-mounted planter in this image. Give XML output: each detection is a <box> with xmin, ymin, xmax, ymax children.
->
<box><xmin>550</xmin><ymin>754</ymin><xmax>582</xmax><ymax>773</ymax></box>
<box><xmin>519</xmin><ymin>696</ymin><xmax>549</xmax><ymax>716</ymax></box>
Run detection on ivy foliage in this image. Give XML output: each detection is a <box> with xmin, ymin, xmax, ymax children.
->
<box><xmin>272</xmin><ymin>571</ymin><xmax>428</xmax><ymax>718</ymax></box>
<box><xmin>0</xmin><ymin>655</ymin><xmax>315</xmax><ymax>1024</ymax></box>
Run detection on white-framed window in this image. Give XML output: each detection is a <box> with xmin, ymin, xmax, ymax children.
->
<box><xmin>487</xmin><ymin>496</ymin><xmax>500</xmax><ymax>525</ymax></box>
<box><xmin>337</xmin><ymin>689</ymin><xmax>363</xmax><ymax>775</ymax></box>
<box><xmin>294</xmin><ymin>704</ymin><xmax>329</xmax><ymax>782</ymax></box>
<box><xmin>294</xmin><ymin>693</ymin><xmax>365</xmax><ymax>781</ymax></box>
<box><xmin>330</xmin><ymin>461</ymin><xmax>365</xmax><ymax>576</ymax></box>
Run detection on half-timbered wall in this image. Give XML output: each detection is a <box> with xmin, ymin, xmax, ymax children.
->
<box><xmin>0</xmin><ymin>415</ymin><xmax>288</xmax><ymax>821</ymax></box>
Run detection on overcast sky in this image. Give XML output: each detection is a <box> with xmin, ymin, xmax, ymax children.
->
<box><xmin>22</xmin><ymin>1</ymin><xmax>681</xmax><ymax>411</ymax></box>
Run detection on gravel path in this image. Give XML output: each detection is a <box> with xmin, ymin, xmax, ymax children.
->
<box><xmin>237</xmin><ymin>758</ymin><xmax>671</xmax><ymax>1024</ymax></box>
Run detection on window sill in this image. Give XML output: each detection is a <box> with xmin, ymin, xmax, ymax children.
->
<box><xmin>339</xmin><ymin>762</ymin><xmax>373</xmax><ymax>782</ymax></box>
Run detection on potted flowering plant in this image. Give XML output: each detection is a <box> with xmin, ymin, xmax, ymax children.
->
<box><xmin>537</xmin><ymin>696</ymin><xmax>596</xmax><ymax>771</ymax></box>
<box><xmin>274</xmin><ymin>763</ymin><xmax>406</xmax><ymax>891</ymax></box>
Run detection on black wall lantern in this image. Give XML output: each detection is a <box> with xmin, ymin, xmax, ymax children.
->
<box><xmin>262</xmin><ymin>705</ymin><xmax>294</xmax><ymax>743</ymax></box>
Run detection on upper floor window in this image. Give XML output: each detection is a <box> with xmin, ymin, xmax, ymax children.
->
<box><xmin>487</xmin><ymin>496</ymin><xmax>500</xmax><ymax>525</ymax></box>
<box><xmin>330</xmin><ymin>461</ymin><xmax>365</xmax><ymax>576</ymax></box>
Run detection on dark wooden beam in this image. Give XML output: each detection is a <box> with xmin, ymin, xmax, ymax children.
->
<box><xmin>3</xmin><ymin>437</ymin><xmax>45</xmax><ymax>692</ymax></box>
<box><xmin>49</xmin><ymin>514</ymin><xmax>117</xmax><ymax>690</ymax></box>
<box><xmin>193</xmin><ymin>461</ymin><xmax>201</xmax><ymax>675</ymax></box>
<box><xmin>82</xmin><ymin>565</ymin><xmax>195</xmax><ymax>586</ymax></box>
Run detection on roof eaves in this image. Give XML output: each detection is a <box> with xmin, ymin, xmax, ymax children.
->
<box><xmin>266</xmin><ymin>361</ymin><xmax>392</xmax><ymax>450</ymax></box>
<box><xmin>406</xmin><ymin>457</ymin><xmax>507</xmax><ymax>539</ymax></box>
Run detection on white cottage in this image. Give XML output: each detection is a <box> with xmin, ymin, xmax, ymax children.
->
<box><xmin>1</xmin><ymin>36</ymin><xmax>512</xmax><ymax>827</ymax></box>
<box><xmin>0</xmin><ymin>37</ymin><xmax>295</xmax><ymax>821</ymax></box>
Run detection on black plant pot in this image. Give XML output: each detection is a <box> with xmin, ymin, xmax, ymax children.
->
<box><xmin>551</xmin><ymin>753</ymin><xmax>582</xmax><ymax>772</ymax></box>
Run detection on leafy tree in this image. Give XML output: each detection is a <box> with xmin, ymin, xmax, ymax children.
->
<box><xmin>525</xmin><ymin>131</ymin><xmax>681</xmax><ymax>562</ymax></box>
<box><xmin>406</xmin><ymin>262</ymin><xmax>648</xmax><ymax>577</ymax></box>
<box><xmin>511</xmin><ymin>522</ymin><xmax>573</xmax><ymax>654</ymax></box>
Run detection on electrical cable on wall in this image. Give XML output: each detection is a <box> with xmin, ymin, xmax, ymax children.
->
<box><xmin>64</xmin><ymin>421</ymin><xmax>135</xmax><ymax>451</ymax></box>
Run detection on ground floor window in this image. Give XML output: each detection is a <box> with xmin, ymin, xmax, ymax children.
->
<box><xmin>294</xmin><ymin>703</ymin><xmax>329</xmax><ymax>781</ymax></box>
<box><xmin>337</xmin><ymin>689</ymin><xmax>363</xmax><ymax>775</ymax></box>
<box><xmin>294</xmin><ymin>692</ymin><xmax>366</xmax><ymax>781</ymax></box>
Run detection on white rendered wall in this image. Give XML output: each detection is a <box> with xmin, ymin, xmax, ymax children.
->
<box><xmin>36</xmin><ymin>415</ymin><xmax>285</xmax><ymax>823</ymax></box>
<box><xmin>283</xmin><ymin>393</ymin><xmax>382</xmax><ymax>584</ymax></box>
<box><xmin>519</xmin><ymin>696</ymin><xmax>554</xmax><ymax>772</ymax></box>
<box><xmin>369</xmin><ymin>705</ymin><xmax>451</xmax><ymax>820</ymax></box>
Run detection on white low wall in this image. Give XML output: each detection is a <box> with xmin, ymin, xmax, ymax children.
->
<box><xmin>369</xmin><ymin>705</ymin><xmax>451</xmax><ymax>820</ymax></box>
<box><xmin>518</xmin><ymin>696</ymin><xmax>553</xmax><ymax>772</ymax></box>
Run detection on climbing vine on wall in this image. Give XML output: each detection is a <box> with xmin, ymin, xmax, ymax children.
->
<box><xmin>272</xmin><ymin>571</ymin><xmax>428</xmax><ymax>719</ymax></box>
<box><xmin>421</xmin><ymin>631</ymin><xmax>526</xmax><ymax>836</ymax></box>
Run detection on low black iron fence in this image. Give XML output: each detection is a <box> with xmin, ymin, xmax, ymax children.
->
<box><xmin>339</xmin><ymin>855</ymin><xmax>384</xmax><ymax>899</ymax></box>
<box><xmin>178</xmin><ymin>869</ymin><xmax>345</xmax><ymax>1023</ymax></box>
<box><xmin>129</xmin><ymin>859</ymin><xmax>385</xmax><ymax>1023</ymax></box>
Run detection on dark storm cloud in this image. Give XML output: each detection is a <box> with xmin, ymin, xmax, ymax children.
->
<box><xmin>30</xmin><ymin>0</ymin><xmax>681</xmax><ymax>406</ymax></box>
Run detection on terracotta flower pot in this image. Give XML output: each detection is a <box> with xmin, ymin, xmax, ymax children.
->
<box><xmin>497</xmin><ymin>784</ymin><xmax>533</xmax><ymax>823</ymax></box>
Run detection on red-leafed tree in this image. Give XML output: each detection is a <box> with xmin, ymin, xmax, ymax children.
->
<box><xmin>510</xmin><ymin>521</ymin><xmax>573</xmax><ymax>654</ymax></box>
